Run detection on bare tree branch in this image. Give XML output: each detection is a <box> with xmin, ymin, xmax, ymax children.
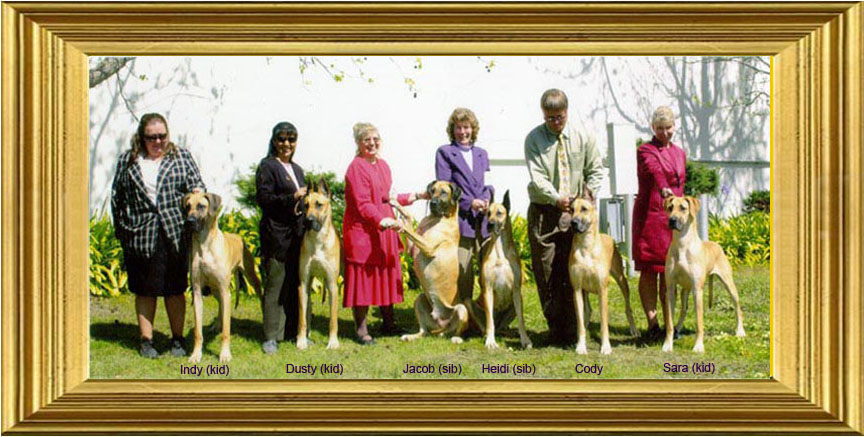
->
<box><xmin>89</xmin><ymin>57</ymin><xmax>134</xmax><ymax>88</ymax></box>
<box><xmin>599</xmin><ymin>57</ymin><xmax>637</xmax><ymax>125</ymax></box>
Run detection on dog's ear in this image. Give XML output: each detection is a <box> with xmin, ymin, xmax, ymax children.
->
<box><xmin>663</xmin><ymin>196</ymin><xmax>675</xmax><ymax>213</ymax></box>
<box><xmin>319</xmin><ymin>177</ymin><xmax>330</xmax><ymax>197</ymax></box>
<box><xmin>502</xmin><ymin>190</ymin><xmax>510</xmax><ymax>213</ymax></box>
<box><xmin>449</xmin><ymin>182</ymin><xmax>462</xmax><ymax>205</ymax></box>
<box><xmin>181</xmin><ymin>192</ymin><xmax>193</xmax><ymax>215</ymax></box>
<box><xmin>205</xmin><ymin>192</ymin><xmax>222</xmax><ymax>216</ymax></box>
<box><xmin>687</xmin><ymin>196</ymin><xmax>701</xmax><ymax>218</ymax></box>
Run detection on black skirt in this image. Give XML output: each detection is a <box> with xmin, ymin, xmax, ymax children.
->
<box><xmin>123</xmin><ymin>231</ymin><xmax>188</xmax><ymax>297</ymax></box>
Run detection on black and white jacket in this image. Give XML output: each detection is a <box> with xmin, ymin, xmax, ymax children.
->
<box><xmin>110</xmin><ymin>147</ymin><xmax>206</xmax><ymax>257</ymax></box>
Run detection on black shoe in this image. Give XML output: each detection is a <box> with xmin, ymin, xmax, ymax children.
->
<box><xmin>356</xmin><ymin>335</ymin><xmax>376</xmax><ymax>346</ymax></box>
<box><xmin>641</xmin><ymin>325</ymin><xmax>664</xmax><ymax>343</ymax></box>
<box><xmin>139</xmin><ymin>339</ymin><xmax>158</xmax><ymax>359</ymax></box>
<box><xmin>169</xmin><ymin>337</ymin><xmax>187</xmax><ymax>357</ymax></box>
<box><xmin>380</xmin><ymin>324</ymin><xmax>405</xmax><ymax>336</ymax></box>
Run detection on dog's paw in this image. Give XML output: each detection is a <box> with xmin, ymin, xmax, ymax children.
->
<box><xmin>450</xmin><ymin>336</ymin><xmax>464</xmax><ymax>344</ymax></box>
<box><xmin>521</xmin><ymin>338</ymin><xmax>533</xmax><ymax>350</ymax></box>
<box><xmin>736</xmin><ymin>327</ymin><xmax>746</xmax><ymax>337</ymax></box>
<box><xmin>600</xmin><ymin>343</ymin><xmax>612</xmax><ymax>355</ymax></box>
<box><xmin>692</xmin><ymin>341</ymin><xmax>705</xmax><ymax>354</ymax></box>
<box><xmin>400</xmin><ymin>333</ymin><xmax>420</xmax><ymax>342</ymax></box>
<box><xmin>188</xmin><ymin>351</ymin><xmax>202</xmax><ymax>364</ymax></box>
<box><xmin>629</xmin><ymin>326</ymin><xmax>639</xmax><ymax>337</ymax></box>
<box><xmin>662</xmin><ymin>341</ymin><xmax>674</xmax><ymax>353</ymax></box>
<box><xmin>575</xmin><ymin>342</ymin><xmax>588</xmax><ymax>355</ymax></box>
<box><xmin>219</xmin><ymin>350</ymin><xmax>232</xmax><ymax>363</ymax></box>
<box><xmin>296</xmin><ymin>338</ymin><xmax>309</xmax><ymax>350</ymax></box>
<box><xmin>326</xmin><ymin>339</ymin><xmax>340</xmax><ymax>350</ymax></box>
<box><xmin>485</xmin><ymin>338</ymin><xmax>499</xmax><ymax>349</ymax></box>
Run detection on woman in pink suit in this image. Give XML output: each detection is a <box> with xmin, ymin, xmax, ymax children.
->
<box><xmin>632</xmin><ymin>106</ymin><xmax>687</xmax><ymax>342</ymax></box>
<box><xmin>343</xmin><ymin>122</ymin><xmax>423</xmax><ymax>345</ymax></box>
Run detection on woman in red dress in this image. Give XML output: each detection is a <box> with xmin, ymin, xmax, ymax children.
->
<box><xmin>343</xmin><ymin>122</ymin><xmax>423</xmax><ymax>345</ymax></box>
<box><xmin>632</xmin><ymin>106</ymin><xmax>687</xmax><ymax>342</ymax></box>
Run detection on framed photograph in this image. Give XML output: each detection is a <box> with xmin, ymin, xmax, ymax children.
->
<box><xmin>2</xmin><ymin>2</ymin><xmax>862</xmax><ymax>433</ymax></box>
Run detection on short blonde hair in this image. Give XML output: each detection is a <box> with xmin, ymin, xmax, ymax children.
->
<box><xmin>651</xmin><ymin>106</ymin><xmax>675</xmax><ymax>127</ymax></box>
<box><xmin>352</xmin><ymin>122</ymin><xmax>379</xmax><ymax>155</ymax></box>
<box><xmin>446</xmin><ymin>107</ymin><xmax>479</xmax><ymax>144</ymax></box>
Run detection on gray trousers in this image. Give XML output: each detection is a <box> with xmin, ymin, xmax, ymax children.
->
<box><xmin>527</xmin><ymin>203</ymin><xmax>577</xmax><ymax>343</ymax></box>
<box><xmin>261</xmin><ymin>256</ymin><xmax>305</xmax><ymax>342</ymax></box>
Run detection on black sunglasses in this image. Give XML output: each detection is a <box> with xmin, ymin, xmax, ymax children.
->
<box><xmin>275</xmin><ymin>136</ymin><xmax>298</xmax><ymax>143</ymax></box>
<box><xmin>143</xmin><ymin>133</ymin><xmax>168</xmax><ymax>142</ymax></box>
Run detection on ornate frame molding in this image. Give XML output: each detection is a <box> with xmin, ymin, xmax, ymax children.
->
<box><xmin>2</xmin><ymin>2</ymin><xmax>862</xmax><ymax>433</ymax></box>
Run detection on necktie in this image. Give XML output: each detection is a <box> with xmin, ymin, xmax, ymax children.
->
<box><xmin>557</xmin><ymin>133</ymin><xmax>570</xmax><ymax>196</ymax></box>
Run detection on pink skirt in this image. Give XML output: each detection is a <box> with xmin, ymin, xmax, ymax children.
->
<box><xmin>342</xmin><ymin>261</ymin><xmax>404</xmax><ymax>307</ymax></box>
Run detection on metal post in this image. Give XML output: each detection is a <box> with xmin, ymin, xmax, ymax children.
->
<box><xmin>699</xmin><ymin>194</ymin><xmax>709</xmax><ymax>241</ymax></box>
<box><xmin>623</xmin><ymin>193</ymin><xmax>635</xmax><ymax>277</ymax></box>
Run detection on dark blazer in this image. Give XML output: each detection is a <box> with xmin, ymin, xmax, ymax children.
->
<box><xmin>110</xmin><ymin>147</ymin><xmax>206</xmax><ymax>257</ymax></box>
<box><xmin>434</xmin><ymin>143</ymin><xmax>494</xmax><ymax>239</ymax></box>
<box><xmin>255</xmin><ymin>156</ymin><xmax>306</xmax><ymax>262</ymax></box>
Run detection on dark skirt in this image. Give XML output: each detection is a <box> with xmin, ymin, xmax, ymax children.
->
<box><xmin>123</xmin><ymin>231</ymin><xmax>188</xmax><ymax>297</ymax></box>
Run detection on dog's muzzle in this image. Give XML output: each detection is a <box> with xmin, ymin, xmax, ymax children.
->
<box><xmin>305</xmin><ymin>216</ymin><xmax>322</xmax><ymax>232</ymax></box>
<box><xmin>186</xmin><ymin>215</ymin><xmax>204</xmax><ymax>233</ymax></box>
<box><xmin>571</xmin><ymin>217</ymin><xmax>590</xmax><ymax>233</ymax></box>
<box><xmin>429</xmin><ymin>199</ymin><xmax>447</xmax><ymax>216</ymax></box>
<box><xmin>668</xmin><ymin>217</ymin><xmax>683</xmax><ymax>231</ymax></box>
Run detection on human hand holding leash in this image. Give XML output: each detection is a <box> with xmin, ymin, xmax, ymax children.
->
<box><xmin>379</xmin><ymin>217</ymin><xmax>400</xmax><ymax>230</ymax></box>
<box><xmin>471</xmin><ymin>198</ymin><xmax>489</xmax><ymax>212</ymax></box>
<box><xmin>294</xmin><ymin>186</ymin><xmax>308</xmax><ymax>200</ymax></box>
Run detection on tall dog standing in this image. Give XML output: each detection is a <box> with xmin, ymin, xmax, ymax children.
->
<box><xmin>296</xmin><ymin>179</ymin><xmax>342</xmax><ymax>350</ymax></box>
<box><xmin>662</xmin><ymin>196</ymin><xmax>745</xmax><ymax>353</ymax></box>
<box><xmin>467</xmin><ymin>190</ymin><xmax>532</xmax><ymax>349</ymax></box>
<box><xmin>184</xmin><ymin>192</ymin><xmax>262</xmax><ymax>363</ymax></box>
<box><xmin>392</xmin><ymin>181</ymin><xmax>469</xmax><ymax>344</ymax></box>
<box><xmin>568</xmin><ymin>198</ymin><xmax>638</xmax><ymax>355</ymax></box>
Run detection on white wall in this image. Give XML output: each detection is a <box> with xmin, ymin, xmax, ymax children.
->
<box><xmin>90</xmin><ymin>56</ymin><xmax>770</xmax><ymax>219</ymax></box>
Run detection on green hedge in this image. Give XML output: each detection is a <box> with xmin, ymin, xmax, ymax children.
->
<box><xmin>708</xmin><ymin>211</ymin><xmax>770</xmax><ymax>266</ymax></box>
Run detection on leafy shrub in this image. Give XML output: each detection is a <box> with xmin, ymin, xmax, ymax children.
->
<box><xmin>743</xmin><ymin>189</ymin><xmax>770</xmax><ymax>213</ymax></box>
<box><xmin>89</xmin><ymin>213</ymin><xmax>128</xmax><ymax>296</ymax></box>
<box><xmin>708</xmin><ymin>211</ymin><xmax>770</xmax><ymax>266</ymax></box>
<box><xmin>234</xmin><ymin>165</ymin><xmax>346</xmax><ymax>233</ymax></box>
<box><xmin>509</xmin><ymin>214</ymin><xmax>535</xmax><ymax>284</ymax></box>
<box><xmin>684</xmin><ymin>160</ymin><xmax>719</xmax><ymax>196</ymax></box>
<box><xmin>218</xmin><ymin>209</ymin><xmax>263</xmax><ymax>296</ymax></box>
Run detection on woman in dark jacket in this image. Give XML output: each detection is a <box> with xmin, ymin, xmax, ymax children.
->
<box><xmin>255</xmin><ymin>122</ymin><xmax>307</xmax><ymax>354</ymax></box>
<box><xmin>111</xmin><ymin>113</ymin><xmax>206</xmax><ymax>358</ymax></box>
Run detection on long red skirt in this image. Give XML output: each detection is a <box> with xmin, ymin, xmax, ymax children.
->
<box><xmin>342</xmin><ymin>261</ymin><xmax>404</xmax><ymax>307</ymax></box>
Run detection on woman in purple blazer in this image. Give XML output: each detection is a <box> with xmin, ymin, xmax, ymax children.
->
<box><xmin>434</xmin><ymin>107</ymin><xmax>495</xmax><ymax>302</ymax></box>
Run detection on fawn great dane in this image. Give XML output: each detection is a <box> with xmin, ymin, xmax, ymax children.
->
<box><xmin>391</xmin><ymin>181</ymin><xmax>468</xmax><ymax>344</ymax></box>
<box><xmin>184</xmin><ymin>192</ymin><xmax>262</xmax><ymax>363</ymax></box>
<box><xmin>662</xmin><ymin>195</ymin><xmax>745</xmax><ymax>353</ymax></box>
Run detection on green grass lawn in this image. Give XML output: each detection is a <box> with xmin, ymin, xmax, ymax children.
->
<box><xmin>90</xmin><ymin>266</ymin><xmax>769</xmax><ymax>379</ymax></box>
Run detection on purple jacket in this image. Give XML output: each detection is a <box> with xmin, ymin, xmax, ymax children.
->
<box><xmin>435</xmin><ymin>143</ymin><xmax>494</xmax><ymax>239</ymax></box>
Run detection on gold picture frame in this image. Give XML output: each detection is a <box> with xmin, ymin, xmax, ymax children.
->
<box><xmin>2</xmin><ymin>2</ymin><xmax>862</xmax><ymax>433</ymax></box>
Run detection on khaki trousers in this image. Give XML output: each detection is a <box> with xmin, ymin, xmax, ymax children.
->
<box><xmin>261</xmin><ymin>251</ymin><xmax>305</xmax><ymax>342</ymax></box>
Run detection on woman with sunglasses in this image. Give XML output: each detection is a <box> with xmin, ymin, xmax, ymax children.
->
<box><xmin>111</xmin><ymin>113</ymin><xmax>206</xmax><ymax>359</ymax></box>
<box><xmin>255</xmin><ymin>122</ymin><xmax>308</xmax><ymax>354</ymax></box>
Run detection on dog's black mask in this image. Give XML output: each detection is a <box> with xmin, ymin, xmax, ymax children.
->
<box><xmin>668</xmin><ymin>217</ymin><xmax>683</xmax><ymax>231</ymax></box>
<box><xmin>571</xmin><ymin>217</ymin><xmax>590</xmax><ymax>234</ymax></box>
<box><xmin>185</xmin><ymin>212</ymin><xmax>205</xmax><ymax>233</ymax></box>
<box><xmin>305</xmin><ymin>216</ymin><xmax>322</xmax><ymax>232</ymax></box>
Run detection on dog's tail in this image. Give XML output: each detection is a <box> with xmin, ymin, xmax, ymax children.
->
<box><xmin>707</xmin><ymin>275</ymin><xmax>714</xmax><ymax>309</ymax></box>
<box><xmin>234</xmin><ymin>241</ymin><xmax>263</xmax><ymax>310</ymax></box>
<box><xmin>234</xmin><ymin>270</ymin><xmax>245</xmax><ymax>310</ymax></box>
